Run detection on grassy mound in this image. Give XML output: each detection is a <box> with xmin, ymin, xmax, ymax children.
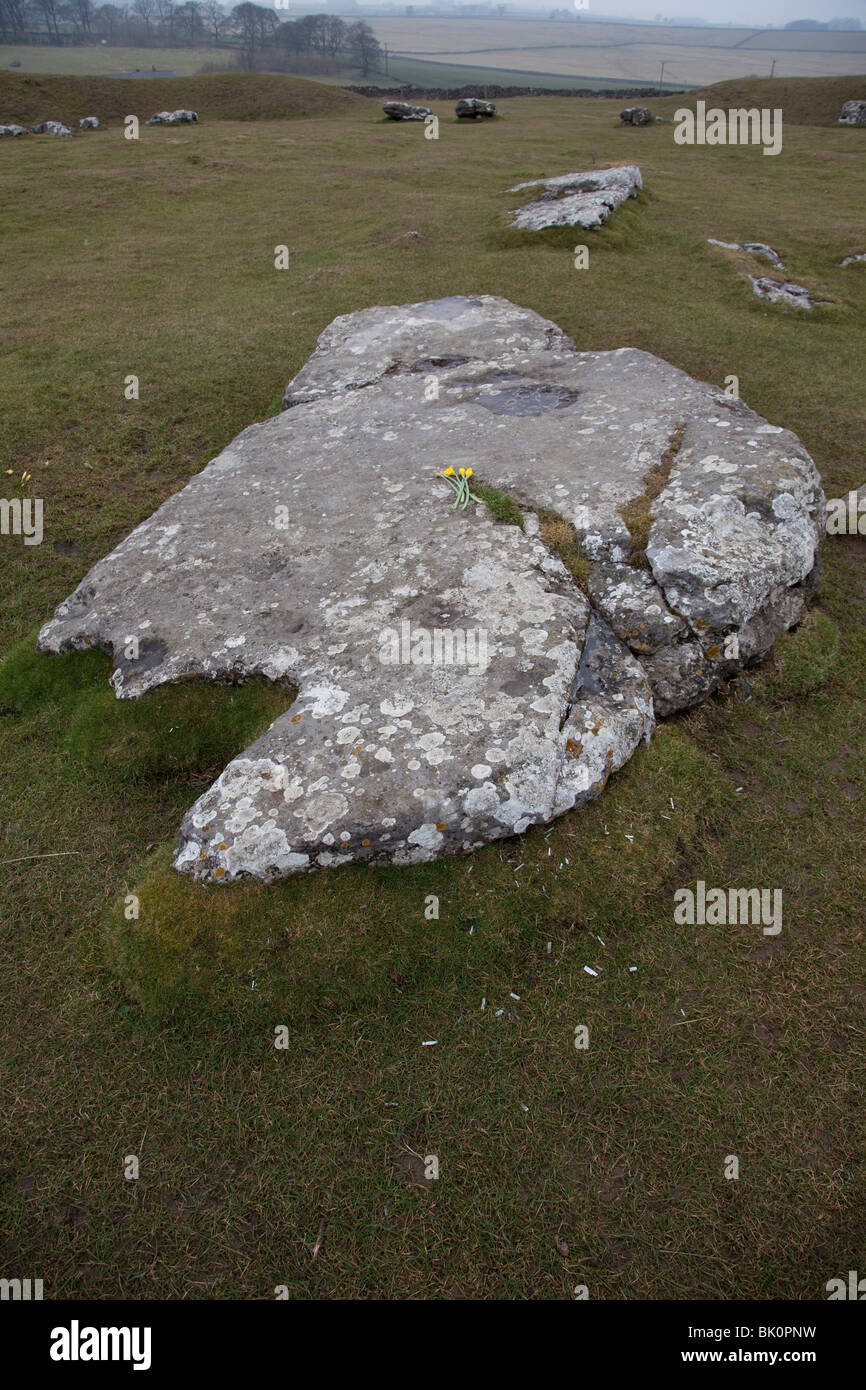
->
<box><xmin>657</xmin><ymin>74</ymin><xmax>866</xmax><ymax>127</ymax></box>
<box><xmin>0</xmin><ymin>71</ymin><xmax>371</xmax><ymax>127</ymax></box>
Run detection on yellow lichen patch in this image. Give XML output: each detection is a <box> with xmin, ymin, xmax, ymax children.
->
<box><xmin>214</xmin><ymin>866</ymin><xmax>226</xmax><ymax>878</ymax></box>
<box><xmin>565</xmin><ymin>737</ymin><xmax>583</xmax><ymax>760</ymax></box>
<box><xmin>218</xmin><ymin>841</ymin><xmax>228</xmax><ymax>851</ymax></box>
<box><xmin>435</xmin><ymin>821</ymin><xmax>446</xmax><ymax>831</ymax></box>
<box><xmin>361</xmin><ymin>838</ymin><xmax>371</xmax><ymax>846</ymax></box>
<box><xmin>290</xmin><ymin>713</ymin><xmax>303</xmax><ymax>723</ymax></box>
<box><xmin>706</xmin><ymin>645</ymin><xmax>722</xmax><ymax>659</ymax></box>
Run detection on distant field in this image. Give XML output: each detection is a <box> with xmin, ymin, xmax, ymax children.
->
<box><xmin>370</xmin><ymin>55</ymin><xmax>663</xmax><ymax>91</ymax></box>
<box><xmin>373</xmin><ymin>18</ymin><xmax>866</xmax><ymax>87</ymax></box>
<box><xmin>0</xmin><ymin>45</ymin><xmax>232</xmax><ymax>77</ymax></box>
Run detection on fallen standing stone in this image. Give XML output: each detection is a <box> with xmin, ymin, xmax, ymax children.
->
<box><xmin>838</xmin><ymin>100</ymin><xmax>866</xmax><ymax>125</ymax></box>
<box><xmin>39</xmin><ymin>296</ymin><xmax>823</xmax><ymax>882</ymax></box>
<box><xmin>750</xmin><ymin>277</ymin><xmax>827</xmax><ymax>310</ymax></box>
<box><xmin>30</xmin><ymin>120</ymin><xmax>72</xmax><ymax>136</ymax></box>
<box><xmin>146</xmin><ymin>109</ymin><xmax>198</xmax><ymax>126</ymax></box>
<box><xmin>456</xmin><ymin>98</ymin><xmax>496</xmax><ymax>119</ymax></box>
<box><xmin>506</xmin><ymin>166</ymin><xmax>641</xmax><ymax>230</ymax></box>
<box><xmin>383</xmin><ymin>102</ymin><xmax>432</xmax><ymax>121</ymax></box>
<box><xmin>708</xmin><ymin>238</ymin><xmax>784</xmax><ymax>268</ymax></box>
<box><xmin>620</xmin><ymin>106</ymin><xmax>654</xmax><ymax>125</ymax></box>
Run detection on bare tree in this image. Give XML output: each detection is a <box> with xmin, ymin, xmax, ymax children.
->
<box><xmin>94</xmin><ymin>3</ymin><xmax>128</xmax><ymax>37</ymax></box>
<box><xmin>31</xmin><ymin>0</ymin><xmax>62</xmax><ymax>37</ymax></box>
<box><xmin>175</xmin><ymin>0</ymin><xmax>202</xmax><ymax>39</ymax></box>
<box><xmin>200</xmin><ymin>0</ymin><xmax>224</xmax><ymax>44</ymax></box>
<box><xmin>153</xmin><ymin>0</ymin><xmax>175</xmax><ymax>38</ymax></box>
<box><xmin>324</xmin><ymin>14</ymin><xmax>345</xmax><ymax>64</ymax></box>
<box><xmin>130</xmin><ymin>0</ymin><xmax>156</xmax><ymax>31</ymax></box>
<box><xmin>346</xmin><ymin>20</ymin><xmax>381</xmax><ymax>78</ymax></box>
<box><xmin>71</xmin><ymin>0</ymin><xmax>93</xmax><ymax>30</ymax></box>
<box><xmin>0</xmin><ymin>0</ymin><xmax>28</xmax><ymax>37</ymax></box>
<box><xmin>231</xmin><ymin>2</ymin><xmax>273</xmax><ymax>70</ymax></box>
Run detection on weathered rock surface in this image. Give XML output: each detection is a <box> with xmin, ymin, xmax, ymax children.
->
<box><xmin>506</xmin><ymin>166</ymin><xmax>641</xmax><ymax>230</ymax></box>
<box><xmin>838</xmin><ymin>100</ymin><xmax>866</xmax><ymax>125</ymax></box>
<box><xmin>620</xmin><ymin>106</ymin><xmax>654</xmax><ymax>125</ymax></box>
<box><xmin>750</xmin><ymin>276</ymin><xmax>826</xmax><ymax>310</ymax></box>
<box><xmin>383</xmin><ymin>102</ymin><xmax>432</xmax><ymax>121</ymax></box>
<box><xmin>709</xmin><ymin>238</ymin><xmax>784</xmax><ymax>268</ymax></box>
<box><xmin>841</xmin><ymin>252</ymin><xmax>866</xmax><ymax>267</ymax></box>
<box><xmin>30</xmin><ymin>120</ymin><xmax>71</xmax><ymax>136</ymax></box>
<box><xmin>146</xmin><ymin>109</ymin><xmax>198</xmax><ymax>125</ymax></box>
<box><xmin>38</xmin><ymin>296</ymin><xmax>823</xmax><ymax>882</ymax></box>
<box><xmin>456</xmin><ymin>98</ymin><xmax>495</xmax><ymax>118</ymax></box>
<box><xmin>0</xmin><ymin>123</ymin><xmax>29</xmax><ymax>136</ymax></box>
<box><xmin>79</xmin><ymin>116</ymin><xmax>100</xmax><ymax>130</ymax></box>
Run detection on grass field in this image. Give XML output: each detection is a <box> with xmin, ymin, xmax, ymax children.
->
<box><xmin>0</xmin><ymin>70</ymin><xmax>366</xmax><ymax>124</ymax></box>
<box><xmin>369</xmin><ymin>54</ymin><xmax>667</xmax><ymax>91</ymax></box>
<box><xmin>0</xmin><ymin>40</ymin><xmax>681</xmax><ymax>92</ymax></box>
<box><xmin>374</xmin><ymin>18</ymin><xmax>866</xmax><ymax>87</ymax></box>
<box><xmin>1</xmin><ymin>74</ymin><xmax>865</xmax><ymax>1301</ymax></box>
<box><xmin>0</xmin><ymin>44</ymin><xmax>229</xmax><ymax>77</ymax></box>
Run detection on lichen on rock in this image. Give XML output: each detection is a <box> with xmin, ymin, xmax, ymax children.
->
<box><xmin>38</xmin><ymin>296</ymin><xmax>823</xmax><ymax>881</ymax></box>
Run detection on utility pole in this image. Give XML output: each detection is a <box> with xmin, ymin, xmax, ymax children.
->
<box><xmin>770</xmin><ymin>57</ymin><xmax>776</xmax><ymax>78</ymax></box>
<box><xmin>658</xmin><ymin>60</ymin><xmax>665</xmax><ymax>94</ymax></box>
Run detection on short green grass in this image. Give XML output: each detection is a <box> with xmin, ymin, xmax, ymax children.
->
<box><xmin>0</xmin><ymin>45</ymin><xmax>231</xmax><ymax>78</ymax></box>
<box><xmin>1</xmin><ymin>79</ymin><xmax>865</xmax><ymax>1300</ymax></box>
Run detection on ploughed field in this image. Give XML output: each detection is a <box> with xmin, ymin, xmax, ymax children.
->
<box><xmin>0</xmin><ymin>74</ymin><xmax>865</xmax><ymax>1299</ymax></box>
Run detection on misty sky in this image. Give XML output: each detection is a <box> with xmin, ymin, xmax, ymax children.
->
<box><xmin>524</xmin><ymin>0</ymin><xmax>866</xmax><ymax>23</ymax></box>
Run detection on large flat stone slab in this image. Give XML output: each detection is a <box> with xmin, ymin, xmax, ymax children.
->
<box><xmin>506</xmin><ymin>166</ymin><xmax>641</xmax><ymax>230</ymax></box>
<box><xmin>38</xmin><ymin>296</ymin><xmax>823</xmax><ymax>882</ymax></box>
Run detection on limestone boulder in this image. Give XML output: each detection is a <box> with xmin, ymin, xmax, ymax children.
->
<box><xmin>620</xmin><ymin>106</ymin><xmax>654</xmax><ymax>125</ymax></box>
<box><xmin>709</xmin><ymin>238</ymin><xmax>784</xmax><ymax>268</ymax></box>
<box><xmin>79</xmin><ymin>116</ymin><xmax>100</xmax><ymax>130</ymax></box>
<box><xmin>506</xmin><ymin>166</ymin><xmax>641</xmax><ymax>230</ymax></box>
<box><xmin>750</xmin><ymin>277</ymin><xmax>825</xmax><ymax>310</ymax></box>
<box><xmin>38</xmin><ymin>296</ymin><xmax>823</xmax><ymax>883</ymax></box>
<box><xmin>0</xmin><ymin>123</ymin><xmax>29</xmax><ymax>137</ymax></box>
<box><xmin>383</xmin><ymin>102</ymin><xmax>432</xmax><ymax>121</ymax></box>
<box><xmin>838</xmin><ymin>100</ymin><xmax>866</xmax><ymax>125</ymax></box>
<box><xmin>456</xmin><ymin>98</ymin><xmax>495</xmax><ymax>118</ymax></box>
<box><xmin>146</xmin><ymin>109</ymin><xmax>197</xmax><ymax>126</ymax></box>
